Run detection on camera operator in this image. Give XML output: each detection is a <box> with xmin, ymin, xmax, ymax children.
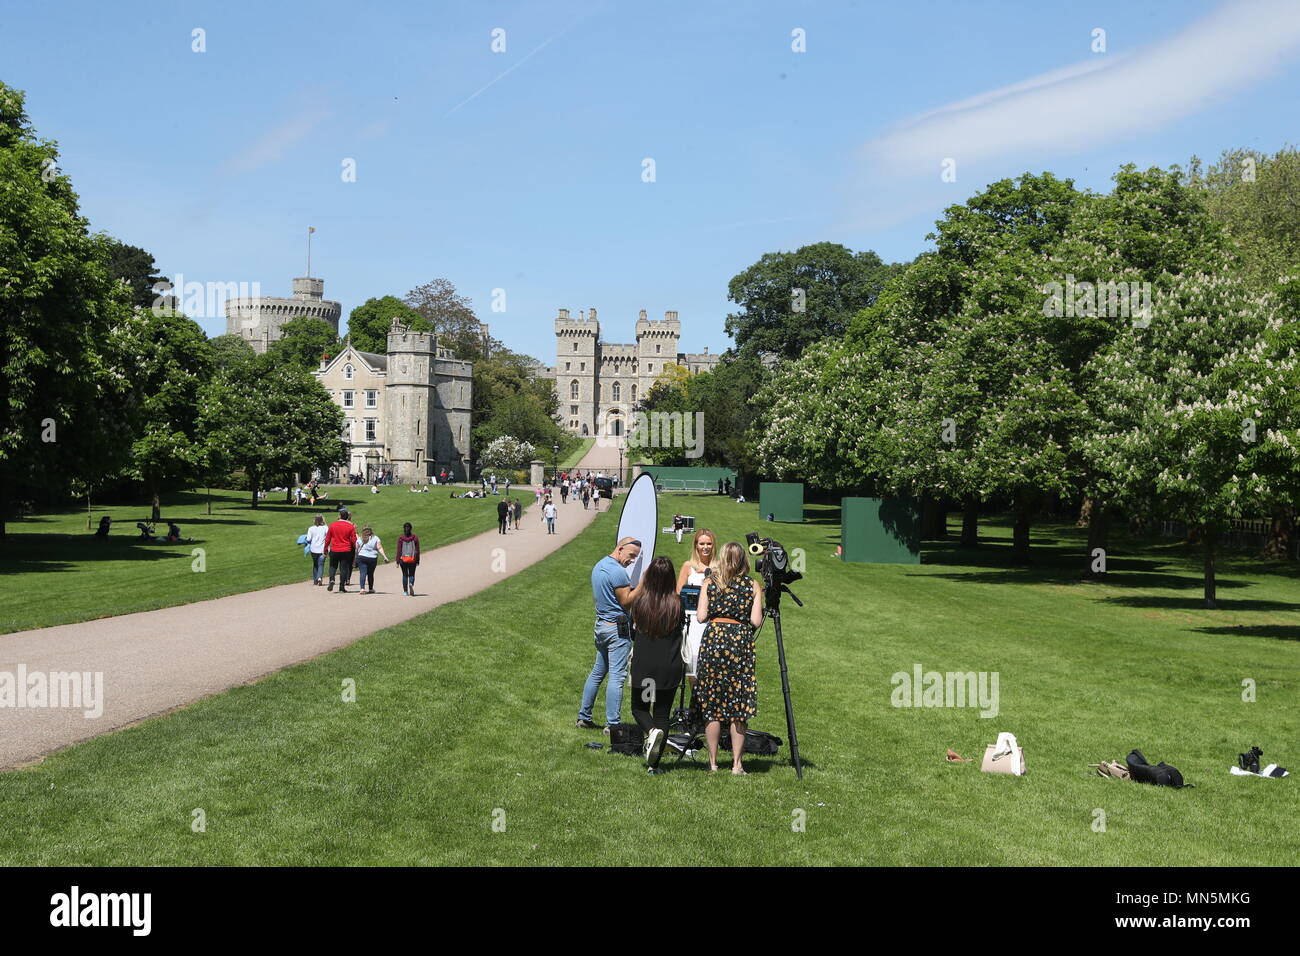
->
<box><xmin>695</xmin><ymin>542</ymin><xmax>765</xmax><ymax>774</ymax></box>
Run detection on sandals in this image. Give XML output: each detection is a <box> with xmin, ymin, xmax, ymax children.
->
<box><xmin>1089</xmin><ymin>761</ymin><xmax>1131</xmax><ymax>780</ymax></box>
<box><xmin>945</xmin><ymin>749</ymin><xmax>971</xmax><ymax>763</ymax></box>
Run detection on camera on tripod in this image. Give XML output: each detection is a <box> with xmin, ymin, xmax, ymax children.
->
<box><xmin>745</xmin><ymin>533</ymin><xmax>802</xmax><ymax>605</ymax></box>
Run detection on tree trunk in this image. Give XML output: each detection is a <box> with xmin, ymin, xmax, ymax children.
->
<box><xmin>921</xmin><ymin>494</ymin><xmax>947</xmax><ymax>540</ymax></box>
<box><xmin>1261</xmin><ymin>507</ymin><xmax>1294</xmax><ymax>560</ymax></box>
<box><xmin>1012</xmin><ymin>495</ymin><xmax>1033</xmax><ymax>564</ymax></box>
<box><xmin>207</xmin><ymin>487</ymin><xmax>212</xmax><ymax>516</ymax></box>
<box><xmin>250</xmin><ymin>476</ymin><xmax>259</xmax><ymax>510</ymax></box>
<box><xmin>1203</xmin><ymin>531</ymin><xmax>1217</xmax><ymax>610</ymax></box>
<box><xmin>0</xmin><ymin>481</ymin><xmax>7</xmax><ymax>540</ymax></box>
<box><xmin>1076</xmin><ymin>496</ymin><xmax>1093</xmax><ymax>529</ymax></box>
<box><xmin>150</xmin><ymin>477</ymin><xmax>161</xmax><ymax>522</ymax></box>
<box><xmin>960</xmin><ymin>495</ymin><xmax>979</xmax><ymax>547</ymax></box>
<box><xmin>1084</xmin><ymin>501</ymin><xmax>1109</xmax><ymax>579</ymax></box>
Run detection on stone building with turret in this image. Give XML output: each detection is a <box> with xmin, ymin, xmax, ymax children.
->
<box><xmin>535</xmin><ymin>308</ymin><xmax>722</xmax><ymax>438</ymax></box>
<box><xmin>311</xmin><ymin>319</ymin><xmax>473</xmax><ymax>483</ymax></box>
<box><xmin>224</xmin><ymin>276</ymin><xmax>343</xmax><ymax>354</ymax></box>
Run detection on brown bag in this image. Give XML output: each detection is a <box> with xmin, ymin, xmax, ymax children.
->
<box><xmin>981</xmin><ymin>732</ymin><xmax>1026</xmax><ymax>776</ymax></box>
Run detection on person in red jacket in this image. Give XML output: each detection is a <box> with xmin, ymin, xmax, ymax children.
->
<box><xmin>325</xmin><ymin>508</ymin><xmax>358</xmax><ymax>592</ymax></box>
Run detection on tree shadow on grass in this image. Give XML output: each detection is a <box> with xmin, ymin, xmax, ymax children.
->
<box><xmin>0</xmin><ymin>536</ymin><xmax>204</xmax><ymax>575</ymax></box>
<box><xmin>1101</xmin><ymin>594</ymin><xmax>1300</xmax><ymax>612</ymax></box>
<box><xmin>1192</xmin><ymin>625</ymin><xmax>1300</xmax><ymax>642</ymax></box>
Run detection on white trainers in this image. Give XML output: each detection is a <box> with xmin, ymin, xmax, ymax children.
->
<box><xmin>644</xmin><ymin>728</ymin><xmax>665</xmax><ymax>769</ymax></box>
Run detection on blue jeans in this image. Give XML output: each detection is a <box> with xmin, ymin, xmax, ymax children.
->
<box><xmin>357</xmin><ymin>555</ymin><xmax>377</xmax><ymax>590</ymax></box>
<box><xmin>578</xmin><ymin>620</ymin><xmax>632</xmax><ymax>726</ymax></box>
<box><xmin>311</xmin><ymin>552</ymin><xmax>325</xmax><ymax>582</ymax></box>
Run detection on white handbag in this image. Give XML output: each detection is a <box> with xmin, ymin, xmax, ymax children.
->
<box><xmin>981</xmin><ymin>731</ymin><xmax>1026</xmax><ymax>776</ymax></box>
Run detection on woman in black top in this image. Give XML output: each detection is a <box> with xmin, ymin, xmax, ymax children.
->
<box><xmin>630</xmin><ymin>556</ymin><xmax>685</xmax><ymax>771</ymax></box>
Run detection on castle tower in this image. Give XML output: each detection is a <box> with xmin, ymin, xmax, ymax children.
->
<box><xmin>385</xmin><ymin>322</ymin><xmax>437</xmax><ymax>482</ymax></box>
<box><xmin>224</xmin><ymin>276</ymin><xmax>342</xmax><ymax>354</ymax></box>
<box><xmin>555</xmin><ymin>307</ymin><xmax>600</xmax><ymax>437</ymax></box>
<box><xmin>635</xmin><ymin>309</ymin><xmax>681</xmax><ymax>401</ymax></box>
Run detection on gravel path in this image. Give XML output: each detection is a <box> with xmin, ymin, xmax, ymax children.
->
<box><xmin>0</xmin><ymin>485</ymin><xmax>610</xmax><ymax>769</ymax></box>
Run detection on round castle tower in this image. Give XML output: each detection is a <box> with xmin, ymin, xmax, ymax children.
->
<box><xmin>225</xmin><ymin>276</ymin><xmax>342</xmax><ymax>354</ymax></box>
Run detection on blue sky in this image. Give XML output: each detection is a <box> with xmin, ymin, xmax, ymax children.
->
<box><xmin>3</xmin><ymin>0</ymin><xmax>1298</xmax><ymax>361</ymax></box>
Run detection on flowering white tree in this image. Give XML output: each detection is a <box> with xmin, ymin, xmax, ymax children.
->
<box><xmin>479</xmin><ymin>435</ymin><xmax>535</xmax><ymax>472</ymax></box>
<box><xmin>1082</xmin><ymin>266</ymin><xmax>1299</xmax><ymax>607</ymax></box>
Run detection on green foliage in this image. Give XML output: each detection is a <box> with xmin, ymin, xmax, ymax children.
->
<box><xmin>0</xmin><ymin>82</ymin><xmax>137</xmax><ymax>529</ymax></box>
<box><xmin>104</xmin><ymin>238</ymin><xmax>168</xmax><ymax>310</ymax></box>
<box><xmin>347</xmin><ymin>295</ymin><xmax>427</xmax><ymax>354</ymax></box>
<box><xmin>472</xmin><ymin>349</ymin><xmax>569</xmax><ymax>454</ymax></box>
<box><xmin>725</xmin><ymin>241</ymin><xmax>902</xmax><ymax>360</ymax></box>
<box><xmin>267</xmin><ymin>316</ymin><xmax>339</xmax><ymax>372</ymax></box>
<box><xmin>114</xmin><ymin>309</ymin><xmax>214</xmax><ymax>518</ymax></box>
<box><xmin>1183</xmin><ymin>146</ymin><xmax>1300</xmax><ymax>289</ymax></box>
<box><xmin>404</xmin><ymin>279</ymin><xmax>485</xmax><ymax>361</ymax></box>
<box><xmin>198</xmin><ymin>355</ymin><xmax>346</xmax><ymax>506</ymax></box>
<box><xmin>208</xmin><ymin>333</ymin><xmax>256</xmax><ymax>371</ymax></box>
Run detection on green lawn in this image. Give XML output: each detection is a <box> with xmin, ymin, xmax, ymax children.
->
<box><xmin>1</xmin><ymin>493</ymin><xmax>1297</xmax><ymax>864</ymax></box>
<box><xmin>559</xmin><ymin>438</ymin><xmax>595</xmax><ymax>469</ymax></box>
<box><xmin>0</xmin><ymin>488</ymin><xmax>500</xmax><ymax>633</ymax></box>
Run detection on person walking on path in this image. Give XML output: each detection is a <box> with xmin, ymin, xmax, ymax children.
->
<box><xmin>581</xmin><ymin>484</ymin><xmax>590</xmax><ymax>510</ymax></box>
<box><xmin>355</xmin><ymin>525</ymin><xmax>389</xmax><ymax>594</ymax></box>
<box><xmin>396</xmin><ymin>522</ymin><xmax>420</xmax><ymax>596</ymax></box>
<box><xmin>325</xmin><ymin>509</ymin><xmax>358</xmax><ymax>593</ymax></box>
<box><xmin>629</xmin><ymin>556</ymin><xmax>686</xmax><ymax>771</ymax></box>
<box><xmin>305</xmin><ymin>514</ymin><xmax>328</xmax><ymax>585</ymax></box>
<box><xmin>512</xmin><ymin>498</ymin><xmax>522</xmax><ymax>530</ymax></box>
<box><xmin>694</xmin><ymin>542</ymin><xmax>765</xmax><ymax>774</ymax></box>
<box><xmin>577</xmin><ymin>537</ymin><xmax>643</xmax><ymax>731</ymax></box>
<box><xmin>561</xmin><ymin>479</ymin><xmax>569</xmax><ymax>504</ymax></box>
<box><xmin>497</xmin><ymin>497</ymin><xmax>510</xmax><ymax>534</ymax></box>
<box><xmin>543</xmin><ymin>499</ymin><xmax>558</xmax><ymax>534</ymax></box>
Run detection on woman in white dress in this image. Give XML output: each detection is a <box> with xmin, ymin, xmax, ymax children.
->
<box><xmin>676</xmin><ymin>528</ymin><xmax>719</xmax><ymax>698</ymax></box>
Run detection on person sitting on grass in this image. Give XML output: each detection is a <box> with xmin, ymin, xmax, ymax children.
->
<box><xmin>630</xmin><ymin>556</ymin><xmax>685</xmax><ymax>772</ymax></box>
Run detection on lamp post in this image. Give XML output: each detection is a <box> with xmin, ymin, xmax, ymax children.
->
<box><xmin>618</xmin><ymin>442</ymin><xmax>624</xmax><ymax>490</ymax></box>
<box><xmin>552</xmin><ymin>443</ymin><xmax>558</xmax><ymax>483</ymax></box>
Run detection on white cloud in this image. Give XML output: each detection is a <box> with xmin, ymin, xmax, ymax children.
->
<box><xmin>861</xmin><ymin>0</ymin><xmax>1300</xmax><ymax>176</ymax></box>
<box><xmin>224</xmin><ymin>104</ymin><xmax>332</xmax><ymax>174</ymax></box>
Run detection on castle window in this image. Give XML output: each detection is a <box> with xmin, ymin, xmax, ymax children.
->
<box><xmin>573</xmin><ymin>342</ymin><xmax>578</xmax><ymax>352</ymax></box>
<box><xmin>565</xmin><ymin>362</ymin><xmax>571</xmax><ymax>371</ymax></box>
<box><xmin>612</xmin><ymin>382</ymin><xmax>621</xmax><ymax>401</ymax></box>
<box><xmin>570</xmin><ymin>380</ymin><xmax>579</xmax><ymax>400</ymax></box>
<box><xmin>570</xmin><ymin>405</ymin><xmax>578</xmax><ymax>415</ymax></box>
<box><xmin>365</xmin><ymin>419</ymin><xmax>377</xmax><ymax>442</ymax></box>
<box><xmin>647</xmin><ymin>364</ymin><xmax>653</xmax><ymax>373</ymax></box>
<box><xmin>343</xmin><ymin>390</ymin><xmax>355</xmax><ymax>408</ymax></box>
<box><xmin>655</xmin><ymin>344</ymin><xmax>661</xmax><ymax>354</ymax></box>
<box><xmin>344</xmin><ymin>364</ymin><xmax>354</xmax><ymax>380</ymax></box>
<box><xmin>631</xmin><ymin>384</ymin><xmax>637</xmax><ymax>402</ymax></box>
<box><xmin>365</xmin><ymin>390</ymin><xmax>377</xmax><ymax>408</ymax></box>
<box><xmin>580</xmin><ymin>362</ymin><xmax>585</xmax><ymax>372</ymax></box>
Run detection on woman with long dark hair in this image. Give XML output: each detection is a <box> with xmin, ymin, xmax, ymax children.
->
<box><xmin>630</xmin><ymin>555</ymin><xmax>685</xmax><ymax>771</ymax></box>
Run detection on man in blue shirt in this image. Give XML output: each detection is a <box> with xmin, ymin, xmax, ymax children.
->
<box><xmin>577</xmin><ymin>537</ymin><xmax>642</xmax><ymax>730</ymax></box>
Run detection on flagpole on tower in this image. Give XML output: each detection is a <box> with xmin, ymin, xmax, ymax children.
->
<box><xmin>307</xmin><ymin>226</ymin><xmax>315</xmax><ymax>278</ymax></box>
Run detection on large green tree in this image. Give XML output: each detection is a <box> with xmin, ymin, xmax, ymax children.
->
<box><xmin>347</xmin><ymin>295</ymin><xmax>426</xmax><ymax>354</ymax></box>
<box><xmin>724</xmin><ymin>242</ymin><xmax>902</xmax><ymax>361</ymax></box>
<box><xmin>0</xmin><ymin>82</ymin><xmax>136</xmax><ymax>537</ymax></box>
<box><xmin>105</xmin><ymin>238</ymin><xmax>168</xmax><ymax>310</ymax></box>
<box><xmin>405</xmin><ymin>279</ymin><xmax>485</xmax><ymax>361</ymax></box>
<box><xmin>198</xmin><ymin>355</ymin><xmax>346</xmax><ymax>508</ymax></box>
<box><xmin>267</xmin><ymin>316</ymin><xmax>339</xmax><ymax>372</ymax></box>
<box><xmin>115</xmin><ymin>308</ymin><xmax>214</xmax><ymax>520</ymax></box>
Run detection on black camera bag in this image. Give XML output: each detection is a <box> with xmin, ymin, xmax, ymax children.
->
<box><xmin>1126</xmin><ymin>749</ymin><xmax>1187</xmax><ymax>788</ymax></box>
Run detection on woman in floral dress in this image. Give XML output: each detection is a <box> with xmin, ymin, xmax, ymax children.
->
<box><xmin>694</xmin><ymin>542</ymin><xmax>765</xmax><ymax>774</ymax></box>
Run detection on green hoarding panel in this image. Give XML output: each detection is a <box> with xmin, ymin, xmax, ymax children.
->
<box><xmin>637</xmin><ymin>466</ymin><xmax>737</xmax><ymax>490</ymax></box>
<box><xmin>759</xmin><ymin>482</ymin><xmax>804</xmax><ymax>522</ymax></box>
<box><xmin>841</xmin><ymin>497</ymin><xmax>920</xmax><ymax>564</ymax></box>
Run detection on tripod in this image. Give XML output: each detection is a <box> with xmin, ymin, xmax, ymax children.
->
<box><xmin>765</xmin><ymin>581</ymin><xmax>804</xmax><ymax>779</ymax></box>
